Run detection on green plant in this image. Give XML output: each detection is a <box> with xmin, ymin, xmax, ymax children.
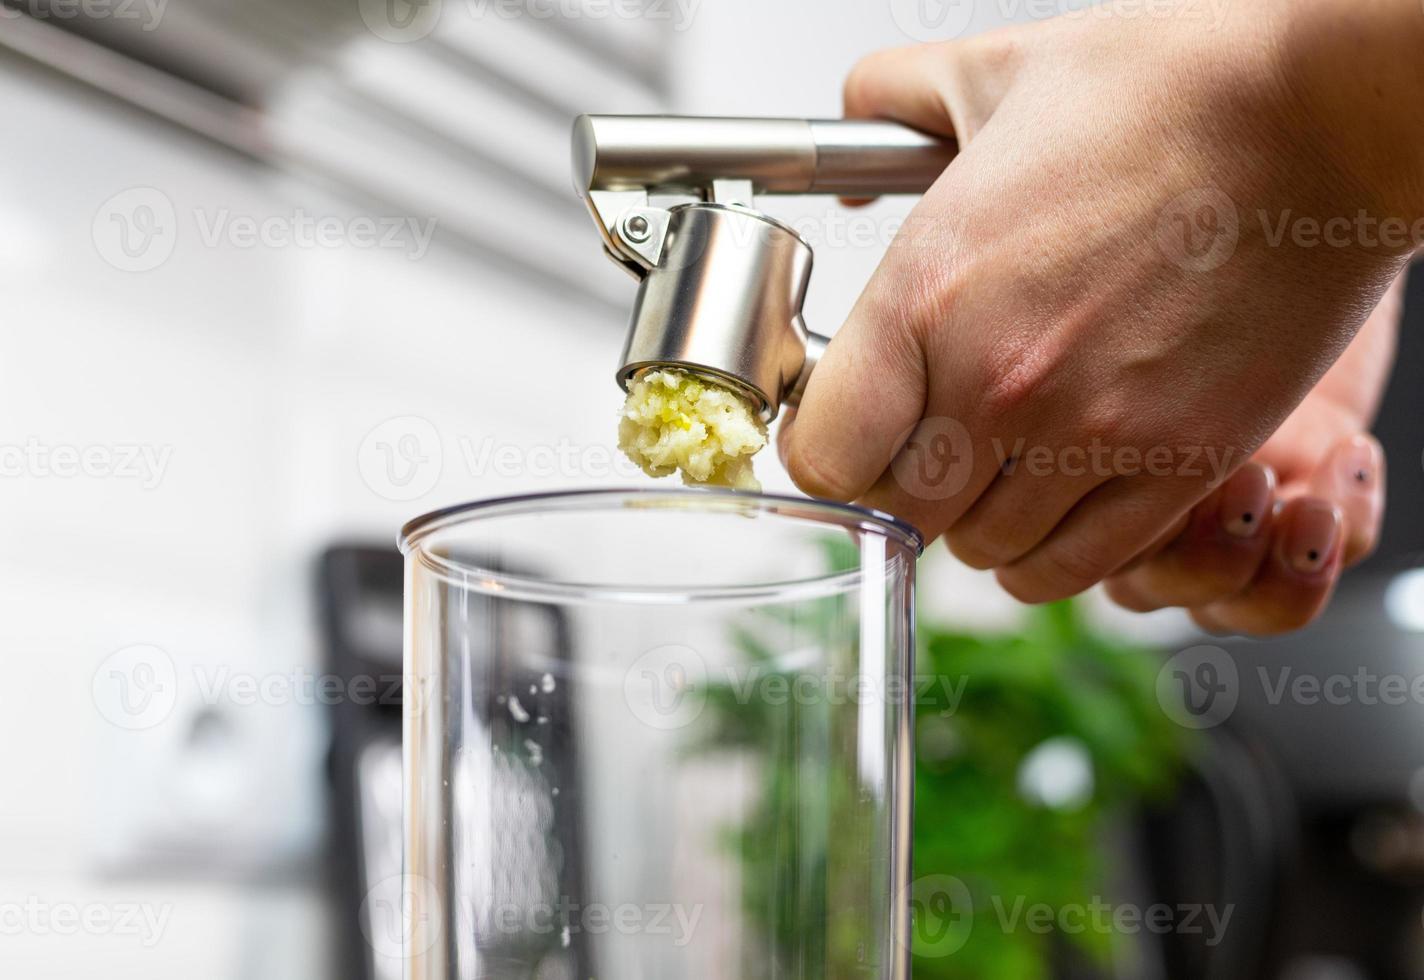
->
<box><xmin>695</xmin><ymin>540</ymin><xmax>1189</xmax><ymax>978</ymax></box>
<box><xmin>910</xmin><ymin>596</ymin><xmax>1187</xmax><ymax>977</ymax></box>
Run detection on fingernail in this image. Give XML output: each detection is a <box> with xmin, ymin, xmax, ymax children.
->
<box><xmin>1220</xmin><ymin>463</ymin><xmax>1273</xmax><ymax>537</ymax></box>
<box><xmin>1335</xmin><ymin>435</ymin><xmax>1382</xmax><ymax>495</ymax></box>
<box><xmin>1284</xmin><ymin>500</ymin><xmax>1341</xmax><ymax>574</ymax></box>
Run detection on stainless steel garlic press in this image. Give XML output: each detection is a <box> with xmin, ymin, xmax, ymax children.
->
<box><xmin>572</xmin><ymin>114</ymin><xmax>955</xmax><ymax>420</ymax></box>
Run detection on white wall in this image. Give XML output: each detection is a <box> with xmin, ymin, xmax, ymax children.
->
<box><xmin>0</xmin><ymin>47</ymin><xmax>633</xmax><ymax>978</ymax></box>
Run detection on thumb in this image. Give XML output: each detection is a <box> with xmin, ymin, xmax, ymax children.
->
<box><xmin>781</xmin><ymin>269</ymin><xmax>929</xmax><ymax>502</ymax></box>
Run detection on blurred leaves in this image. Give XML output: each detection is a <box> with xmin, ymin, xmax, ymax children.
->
<box><xmin>694</xmin><ymin>539</ymin><xmax>1190</xmax><ymax>978</ymax></box>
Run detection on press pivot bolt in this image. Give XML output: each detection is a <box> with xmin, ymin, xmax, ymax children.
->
<box><xmin>622</xmin><ymin>214</ymin><xmax>651</xmax><ymax>243</ymax></box>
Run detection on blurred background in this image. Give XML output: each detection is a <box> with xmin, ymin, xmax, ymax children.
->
<box><xmin>1</xmin><ymin>0</ymin><xmax>1422</xmax><ymax>977</ymax></box>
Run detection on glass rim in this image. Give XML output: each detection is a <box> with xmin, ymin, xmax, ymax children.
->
<box><xmin>398</xmin><ymin>488</ymin><xmax>923</xmax><ymax>601</ymax></box>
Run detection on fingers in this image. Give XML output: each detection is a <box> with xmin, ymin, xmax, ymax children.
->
<box><xmin>1103</xmin><ymin>463</ymin><xmax>1276</xmax><ymax>612</ymax></box>
<box><xmin>842</xmin><ymin>43</ymin><xmax>958</xmax><ymax>133</ymax></box>
<box><xmin>1103</xmin><ymin>434</ymin><xmax>1383</xmax><ymax>636</ymax></box>
<box><xmin>942</xmin><ymin>456</ymin><xmax>1113</xmax><ymax>570</ymax></box>
<box><xmin>1191</xmin><ymin>497</ymin><xmax>1345</xmax><ymax>635</ymax></box>
<box><xmin>1307</xmin><ymin>433</ymin><xmax>1385</xmax><ymax>566</ymax></box>
<box><xmin>838</xmin><ymin>45</ymin><xmax>958</xmax><ymax>207</ymax></box>
<box><xmin>994</xmin><ymin>475</ymin><xmax>1212</xmax><ymax>604</ymax></box>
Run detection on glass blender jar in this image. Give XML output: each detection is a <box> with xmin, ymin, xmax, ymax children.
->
<box><xmin>397</xmin><ymin>489</ymin><xmax>921</xmax><ymax>979</ymax></box>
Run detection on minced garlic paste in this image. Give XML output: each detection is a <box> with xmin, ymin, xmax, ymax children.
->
<box><xmin>618</xmin><ymin>369</ymin><xmax>767</xmax><ymax>491</ymax></box>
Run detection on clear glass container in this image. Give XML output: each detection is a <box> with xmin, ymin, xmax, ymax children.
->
<box><xmin>397</xmin><ymin>489</ymin><xmax>921</xmax><ymax>980</ymax></box>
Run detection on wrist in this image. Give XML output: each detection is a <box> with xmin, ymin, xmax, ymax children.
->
<box><xmin>1265</xmin><ymin>0</ymin><xmax>1424</xmax><ymax>228</ymax></box>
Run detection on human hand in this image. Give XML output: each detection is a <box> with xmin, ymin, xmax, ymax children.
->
<box><xmin>780</xmin><ymin>2</ymin><xmax>1423</xmax><ymax>619</ymax></box>
<box><xmin>1103</xmin><ymin>271</ymin><xmax>1403</xmax><ymax>633</ymax></box>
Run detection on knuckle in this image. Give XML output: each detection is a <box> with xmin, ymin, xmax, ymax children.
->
<box><xmin>943</xmin><ymin>530</ymin><xmax>1000</xmax><ymax>571</ymax></box>
<box><xmin>944</xmin><ymin>513</ymin><xmax>1039</xmax><ymax>571</ymax></box>
<box><xmin>1028</xmin><ymin>539</ymin><xmax>1113</xmax><ymax>601</ymax></box>
<box><xmin>953</xmin><ymin>30</ymin><xmax>1019</xmax><ymax>73</ymax></box>
<box><xmin>785</xmin><ymin>440</ymin><xmax>859</xmax><ymax>502</ymax></box>
<box><xmin>974</xmin><ymin>337</ymin><xmax>1057</xmax><ymax>425</ymax></box>
<box><xmin>1103</xmin><ymin>576</ymin><xmax>1161</xmax><ymax>614</ymax></box>
<box><xmin>842</xmin><ymin>47</ymin><xmax>911</xmax><ymax>113</ymax></box>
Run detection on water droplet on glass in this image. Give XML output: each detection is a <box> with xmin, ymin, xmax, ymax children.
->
<box><xmin>508</xmin><ymin>696</ymin><xmax>530</xmax><ymax>723</ymax></box>
<box><xmin>541</xmin><ymin>672</ymin><xmax>556</xmax><ymax>693</ymax></box>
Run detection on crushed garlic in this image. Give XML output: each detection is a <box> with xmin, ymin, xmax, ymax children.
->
<box><xmin>618</xmin><ymin>369</ymin><xmax>767</xmax><ymax>491</ymax></box>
